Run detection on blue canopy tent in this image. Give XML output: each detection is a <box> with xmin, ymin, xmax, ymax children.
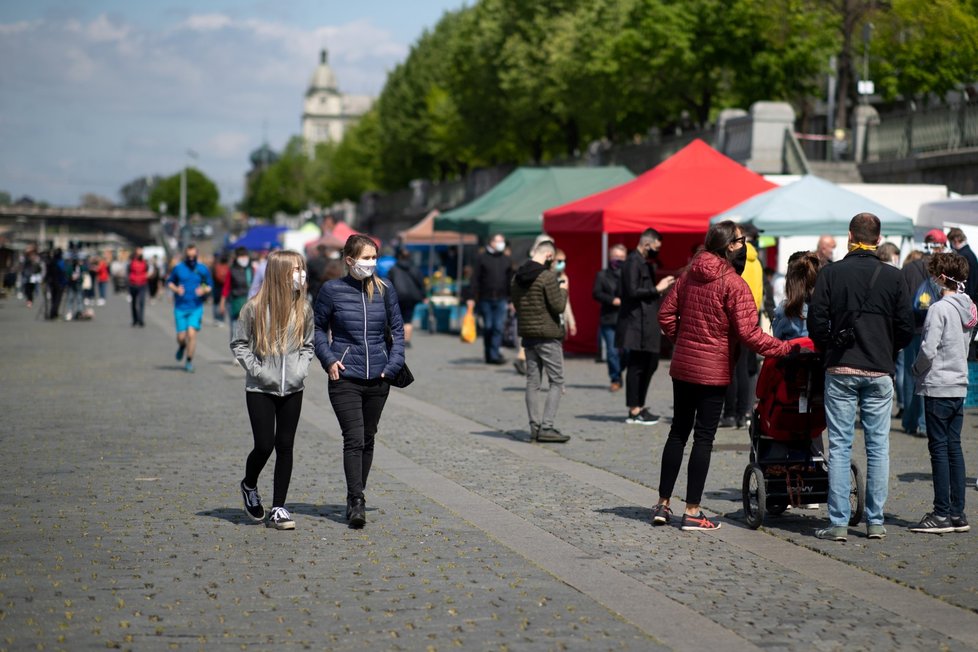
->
<box><xmin>710</xmin><ymin>176</ymin><xmax>914</xmax><ymax>236</ymax></box>
<box><xmin>231</xmin><ymin>225</ymin><xmax>288</xmax><ymax>252</ymax></box>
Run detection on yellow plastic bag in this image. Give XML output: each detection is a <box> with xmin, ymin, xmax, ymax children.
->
<box><xmin>460</xmin><ymin>309</ymin><xmax>477</xmax><ymax>343</ymax></box>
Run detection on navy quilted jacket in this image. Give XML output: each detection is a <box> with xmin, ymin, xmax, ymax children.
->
<box><xmin>313</xmin><ymin>275</ymin><xmax>405</xmax><ymax>381</ymax></box>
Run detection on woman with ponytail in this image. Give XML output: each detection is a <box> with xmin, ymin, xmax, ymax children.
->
<box><xmin>231</xmin><ymin>250</ymin><xmax>314</xmax><ymax>530</ymax></box>
<box><xmin>314</xmin><ymin>235</ymin><xmax>405</xmax><ymax>528</ymax></box>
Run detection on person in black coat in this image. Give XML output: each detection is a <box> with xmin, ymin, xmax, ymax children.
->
<box><xmin>466</xmin><ymin>234</ymin><xmax>513</xmax><ymax>364</ymax></box>
<box><xmin>615</xmin><ymin>229</ymin><xmax>675</xmax><ymax>424</ymax></box>
<box><xmin>387</xmin><ymin>248</ymin><xmax>427</xmax><ymax>346</ymax></box>
<box><xmin>592</xmin><ymin>244</ymin><xmax>628</xmax><ymax>391</ymax></box>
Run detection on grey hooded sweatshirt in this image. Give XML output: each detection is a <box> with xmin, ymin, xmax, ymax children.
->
<box><xmin>912</xmin><ymin>292</ymin><xmax>978</xmax><ymax>397</ymax></box>
<box><xmin>231</xmin><ymin>302</ymin><xmax>315</xmax><ymax>396</ymax></box>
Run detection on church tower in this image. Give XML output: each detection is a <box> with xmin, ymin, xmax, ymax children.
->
<box><xmin>301</xmin><ymin>49</ymin><xmax>373</xmax><ymax>152</ymax></box>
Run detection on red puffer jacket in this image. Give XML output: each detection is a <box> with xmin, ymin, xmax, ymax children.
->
<box><xmin>659</xmin><ymin>252</ymin><xmax>791</xmax><ymax>386</ymax></box>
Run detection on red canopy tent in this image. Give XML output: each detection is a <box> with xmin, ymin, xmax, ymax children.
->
<box><xmin>305</xmin><ymin>221</ymin><xmax>377</xmax><ymax>251</ymax></box>
<box><xmin>542</xmin><ymin>139</ymin><xmax>776</xmax><ymax>353</ymax></box>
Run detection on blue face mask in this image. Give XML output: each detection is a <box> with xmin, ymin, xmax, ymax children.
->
<box><xmin>609</xmin><ymin>260</ymin><xmax>623</xmax><ymax>271</ymax></box>
<box><xmin>555</xmin><ymin>261</ymin><xmax>566</xmax><ymax>272</ymax></box>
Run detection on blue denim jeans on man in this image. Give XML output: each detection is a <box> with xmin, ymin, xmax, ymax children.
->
<box><xmin>923</xmin><ymin>396</ymin><xmax>967</xmax><ymax>518</ymax></box>
<box><xmin>824</xmin><ymin>373</ymin><xmax>893</xmax><ymax>527</ymax></box>
<box><xmin>477</xmin><ymin>298</ymin><xmax>509</xmax><ymax>362</ymax></box>
<box><xmin>599</xmin><ymin>324</ymin><xmax>621</xmax><ymax>383</ymax></box>
<box><xmin>901</xmin><ymin>335</ymin><xmax>926</xmax><ymax>433</ymax></box>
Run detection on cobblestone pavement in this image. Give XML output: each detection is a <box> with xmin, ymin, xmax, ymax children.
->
<box><xmin>2</xmin><ymin>294</ymin><xmax>977</xmax><ymax>651</ymax></box>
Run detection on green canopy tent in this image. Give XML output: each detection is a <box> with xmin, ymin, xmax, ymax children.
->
<box><xmin>434</xmin><ymin>167</ymin><xmax>635</xmax><ymax>239</ymax></box>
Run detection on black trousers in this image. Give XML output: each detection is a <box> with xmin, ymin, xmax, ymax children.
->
<box><xmin>48</xmin><ymin>284</ymin><xmax>64</xmax><ymax>320</ymax></box>
<box><xmin>625</xmin><ymin>350</ymin><xmax>659</xmax><ymax>408</ymax></box>
<box><xmin>658</xmin><ymin>379</ymin><xmax>727</xmax><ymax>506</ymax></box>
<box><xmin>244</xmin><ymin>391</ymin><xmax>303</xmax><ymax>507</ymax></box>
<box><xmin>328</xmin><ymin>378</ymin><xmax>390</xmax><ymax>500</ymax></box>
<box><xmin>723</xmin><ymin>347</ymin><xmax>751</xmax><ymax>418</ymax></box>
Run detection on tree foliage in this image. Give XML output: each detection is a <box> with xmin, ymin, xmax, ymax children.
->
<box><xmin>149</xmin><ymin>167</ymin><xmax>220</xmax><ymax>217</ymax></box>
<box><xmin>119</xmin><ymin>175</ymin><xmax>163</xmax><ymax>208</ymax></box>
<box><xmin>242</xmin><ymin>0</ymin><xmax>978</xmax><ymax>212</ymax></box>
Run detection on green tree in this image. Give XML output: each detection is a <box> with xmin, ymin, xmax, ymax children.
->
<box><xmin>149</xmin><ymin>167</ymin><xmax>220</xmax><ymax>217</ymax></box>
<box><xmin>0</xmin><ymin>190</ymin><xmax>11</xmax><ymax>205</ymax></box>
<box><xmin>324</xmin><ymin>109</ymin><xmax>383</xmax><ymax>201</ymax></box>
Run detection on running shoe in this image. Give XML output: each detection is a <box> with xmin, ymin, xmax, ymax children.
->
<box><xmin>176</xmin><ymin>344</ymin><xmax>186</xmax><ymax>361</ymax></box>
<box><xmin>680</xmin><ymin>512</ymin><xmax>721</xmax><ymax>531</ymax></box>
<box><xmin>950</xmin><ymin>515</ymin><xmax>970</xmax><ymax>533</ymax></box>
<box><xmin>184</xmin><ymin>360</ymin><xmax>194</xmax><ymax>373</ymax></box>
<box><xmin>909</xmin><ymin>513</ymin><xmax>954</xmax><ymax>534</ymax></box>
<box><xmin>814</xmin><ymin>526</ymin><xmax>848</xmax><ymax>541</ymax></box>
<box><xmin>650</xmin><ymin>503</ymin><xmax>672</xmax><ymax>526</ymax></box>
<box><xmin>240</xmin><ymin>480</ymin><xmax>265</xmax><ymax>522</ymax></box>
<box><xmin>266</xmin><ymin>507</ymin><xmax>295</xmax><ymax>530</ymax></box>
<box><xmin>626</xmin><ymin>409</ymin><xmax>659</xmax><ymax>425</ymax></box>
<box><xmin>866</xmin><ymin>524</ymin><xmax>887</xmax><ymax>539</ymax></box>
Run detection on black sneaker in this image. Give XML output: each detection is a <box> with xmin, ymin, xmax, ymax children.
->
<box><xmin>176</xmin><ymin>344</ymin><xmax>186</xmax><ymax>361</ymax></box>
<box><xmin>680</xmin><ymin>512</ymin><xmax>721</xmax><ymax>531</ymax></box>
<box><xmin>950</xmin><ymin>515</ymin><xmax>970</xmax><ymax>533</ymax></box>
<box><xmin>650</xmin><ymin>503</ymin><xmax>673</xmax><ymax>526</ymax></box>
<box><xmin>718</xmin><ymin>416</ymin><xmax>736</xmax><ymax>428</ymax></box>
<box><xmin>348</xmin><ymin>497</ymin><xmax>366</xmax><ymax>528</ymax></box>
<box><xmin>240</xmin><ymin>480</ymin><xmax>265</xmax><ymax>522</ymax></box>
<box><xmin>536</xmin><ymin>427</ymin><xmax>570</xmax><ymax>443</ymax></box>
<box><xmin>909</xmin><ymin>512</ymin><xmax>954</xmax><ymax>533</ymax></box>
<box><xmin>626</xmin><ymin>409</ymin><xmax>659</xmax><ymax>425</ymax></box>
<box><xmin>266</xmin><ymin>506</ymin><xmax>295</xmax><ymax>530</ymax></box>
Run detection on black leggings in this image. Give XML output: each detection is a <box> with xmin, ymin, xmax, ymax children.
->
<box><xmin>625</xmin><ymin>350</ymin><xmax>659</xmax><ymax>408</ymax></box>
<box><xmin>244</xmin><ymin>391</ymin><xmax>303</xmax><ymax>507</ymax></box>
<box><xmin>658</xmin><ymin>379</ymin><xmax>727</xmax><ymax>506</ymax></box>
<box><xmin>328</xmin><ymin>378</ymin><xmax>390</xmax><ymax>500</ymax></box>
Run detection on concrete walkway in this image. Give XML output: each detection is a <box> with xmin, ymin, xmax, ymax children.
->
<box><xmin>1</xmin><ymin>292</ymin><xmax>976</xmax><ymax>651</ymax></box>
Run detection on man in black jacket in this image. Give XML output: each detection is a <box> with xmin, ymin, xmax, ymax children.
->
<box><xmin>615</xmin><ymin>229</ymin><xmax>674</xmax><ymax>424</ymax></box>
<box><xmin>592</xmin><ymin>244</ymin><xmax>628</xmax><ymax>391</ymax></box>
<box><xmin>466</xmin><ymin>233</ymin><xmax>513</xmax><ymax>364</ymax></box>
<box><xmin>808</xmin><ymin>213</ymin><xmax>914</xmax><ymax>542</ymax></box>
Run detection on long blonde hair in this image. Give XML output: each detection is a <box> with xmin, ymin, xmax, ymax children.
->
<box><xmin>250</xmin><ymin>250</ymin><xmax>309</xmax><ymax>357</ymax></box>
<box><xmin>344</xmin><ymin>234</ymin><xmax>386</xmax><ymax>302</ymax></box>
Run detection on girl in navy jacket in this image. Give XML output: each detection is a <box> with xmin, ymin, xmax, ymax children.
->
<box><xmin>314</xmin><ymin>234</ymin><xmax>405</xmax><ymax>528</ymax></box>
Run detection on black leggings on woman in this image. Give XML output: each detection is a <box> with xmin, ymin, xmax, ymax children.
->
<box><xmin>244</xmin><ymin>391</ymin><xmax>303</xmax><ymax>507</ymax></box>
<box><xmin>328</xmin><ymin>378</ymin><xmax>390</xmax><ymax>500</ymax></box>
<box><xmin>658</xmin><ymin>379</ymin><xmax>727</xmax><ymax>505</ymax></box>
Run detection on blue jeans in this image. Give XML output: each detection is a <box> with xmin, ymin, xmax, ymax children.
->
<box><xmin>477</xmin><ymin>299</ymin><xmax>508</xmax><ymax>362</ymax></box>
<box><xmin>599</xmin><ymin>325</ymin><xmax>621</xmax><ymax>383</ymax></box>
<box><xmin>924</xmin><ymin>396</ymin><xmax>967</xmax><ymax>518</ymax></box>
<box><xmin>901</xmin><ymin>336</ymin><xmax>926</xmax><ymax>433</ymax></box>
<box><xmin>824</xmin><ymin>373</ymin><xmax>893</xmax><ymax>527</ymax></box>
<box><xmin>893</xmin><ymin>348</ymin><xmax>905</xmax><ymax>409</ymax></box>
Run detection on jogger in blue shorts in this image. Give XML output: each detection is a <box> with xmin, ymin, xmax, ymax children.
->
<box><xmin>167</xmin><ymin>244</ymin><xmax>213</xmax><ymax>373</ymax></box>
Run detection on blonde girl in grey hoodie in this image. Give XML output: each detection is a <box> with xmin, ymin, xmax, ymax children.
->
<box><xmin>231</xmin><ymin>250</ymin><xmax>314</xmax><ymax>530</ymax></box>
<box><xmin>910</xmin><ymin>253</ymin><xmax>978</xmax><ymax>534</ymax></box>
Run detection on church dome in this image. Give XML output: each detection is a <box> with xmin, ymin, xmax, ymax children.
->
<box><xmin>249</xmin><ymin>143</ymin><xmax>279</xmax><ymax>169</ymax></box>
<box><xmin>307</xmin><ymin>49</ymin><xmax>338</xmax><ymax>95</ymax></box>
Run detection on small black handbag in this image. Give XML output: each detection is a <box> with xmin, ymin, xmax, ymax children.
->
<box><xmin>382</xmin><ymin>287</ymin><xmax>414</xmax><ymax>388</ymax></box>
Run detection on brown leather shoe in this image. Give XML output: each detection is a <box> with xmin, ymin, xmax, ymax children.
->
<box><xmin>609</xmin><ymin>382</ymin><xmax>622</xmax><ymax>392</ymax></box>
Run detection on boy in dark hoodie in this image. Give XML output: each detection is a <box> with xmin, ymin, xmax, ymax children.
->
<box><xmin>510</xmin><ymin>240</ymin><xmax>568</xmax><ymax>443</ymax></box>
<box><xmin>910</xmin><ymin>253</ymin><xmax>978</xmax><ymax>534</ymax></box>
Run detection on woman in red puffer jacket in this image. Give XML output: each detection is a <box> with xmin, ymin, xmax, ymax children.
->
<box><xmin>651</xmin><ymin>221</ymin><xmax>792</xmax><ymax>531</ymax></box>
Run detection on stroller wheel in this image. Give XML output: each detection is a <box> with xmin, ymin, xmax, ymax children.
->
<box><xmin>849</xmin><ymin>462</ymin><xmax>866</xmax><ymax>526</ymax></box>
<box><xmin>742</xmin><ymin>464</ymin><xmax>766</xmax><ymax>529</ymax></box>
<box><xmin>767</xmin><ymin>502</ymin><xmax>788</xmax><ymax>516</ymax></box>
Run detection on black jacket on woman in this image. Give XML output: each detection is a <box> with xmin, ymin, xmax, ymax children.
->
<box><xmin>615</xmin><ymin>250</ymin><xmax>663</xmax><ymax>352</ymax></box>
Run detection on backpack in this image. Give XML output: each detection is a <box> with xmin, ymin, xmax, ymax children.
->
<box><xmin>913</xmin><ymin>277</ymin><xmax>942</xmax><ymax>323</ymax></box>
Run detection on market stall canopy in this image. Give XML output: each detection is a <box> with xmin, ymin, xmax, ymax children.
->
<box><xmin>710</xmin><ymin>175</ymin><xmax>914</xmax><ymax>236</ymax></box>
<box><xmin>543</xmin><ymin>139</ymin><xmax>775</xmax><ymax>234</ymax></box>
<box><xmin>232</xmin><ymin>225</ymin><xmax>288</xmax><ymax>251</ymax></box>
<box><xmin>400</xmin><ymin>210</ymin><xmax>477</xmax><ymax>246</ymax></box>
<box><xmin>435</xmin><ymin>167</ymin><xmax>635</xmax><ymax>239</ymax></box>
<box><xmin>306</xmin><ymin>220</ymin><xmax>371</xmax><ymax>250</ymax></box>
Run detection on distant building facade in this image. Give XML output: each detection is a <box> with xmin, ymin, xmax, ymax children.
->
<box><xmin>301</xmin><ymin>49</ymin><xmax>373</xmax><ymax>150</ymax></box>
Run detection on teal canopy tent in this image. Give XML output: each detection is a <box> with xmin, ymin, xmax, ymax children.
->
<box><xmin>710</xmin><ymin>175</ymin><xmax>914</xmax><ymax>236</ymax></box>
<box><xmin>434</xmin><ymin>167</ymin><xmax>635</xmax><ymax>239</ymax></box>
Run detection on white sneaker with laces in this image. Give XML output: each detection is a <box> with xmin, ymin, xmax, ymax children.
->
<box><xmin>266</xmin><ymin>506</ymin><xmax>295</xmax><ymax>530</ymax></box>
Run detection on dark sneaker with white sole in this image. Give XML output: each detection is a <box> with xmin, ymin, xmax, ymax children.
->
<box><xmin>626</xmin><ymin>409</ymin><xmax>660</xmax><ymax>425</ymax></box>
<box><xmin>951</xmin><ymin>515</ymin><xmax>970</xmax><ymax>532</ymax></box>
<box><xmin>650</xmin><ymin>503</ymin><xmax>673</xmax><ymax>526</ymax></box>
<box><xmin>680</xmin><ymin>512</ymin><xmax>721</xmax><ymax>531</ymax></box>
<box><xmin>266</xmin><ymin>506</ymin><xmax>295</xmax><ymax>530</ymax></box>
<box><xmin>909</xmin><ymin>512</ymin><xmax>954</xmax><ymax>533</ymax></box>
<box><xmin>240</xmin><ymin>480</ymin><xmax>265</xmax><ymax>522</ymax></box>
<box><xmin>536</xmin><ymin>427</ymin><xmax>570</xmax><ymax>443</ymax></box>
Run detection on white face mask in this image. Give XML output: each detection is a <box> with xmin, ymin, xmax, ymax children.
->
<box><xmin>350</xmin><ymin>259</ymin><xmax>377</xmax><ymax>280</ymax></box>
<box><xmin>292</xmin><ymin>270</ymin><xmax>306</xmax><ymax>291</ymax></box>
<box><xmin>237</xmin><ymin>257</ymin><xmax>250</xmax><ymax>267</ymax></box>
<box><xmin>490</xmin><ymin>241</ymin><xmax>505</xmax><ymax>253</ymax></box>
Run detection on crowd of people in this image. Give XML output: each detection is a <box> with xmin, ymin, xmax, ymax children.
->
<box><xmin>12</xmin><ymin>215</ymin><xmax>975</xmax><ymax>539</ymax></box>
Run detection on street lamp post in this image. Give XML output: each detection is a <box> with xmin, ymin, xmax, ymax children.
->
<box><xmin>179</xmin><ymin>149</ymin><xmax>198</xmax><ymax>249</ymax></box>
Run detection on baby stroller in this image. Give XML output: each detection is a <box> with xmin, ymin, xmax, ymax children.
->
<box><xmin>742</xmin><ymin>337</ymin><xmax>865</xmax><ymax>529</ymax></box>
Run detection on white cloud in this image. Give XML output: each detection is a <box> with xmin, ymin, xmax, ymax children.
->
<box><xmin>0</xmin><ymin>12</ymin><xmax>406</xmax><ymax>204</ymax></box>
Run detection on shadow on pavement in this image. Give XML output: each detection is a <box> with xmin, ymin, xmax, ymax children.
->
<box><xmin>471</xmin><ymin>429</ymin><xmax>532</xmax><ymax>443</ymax></box>
<box><xmin>594</xmin><ymin>505</ymin><xmax>650</xmax><ymax>525</ymax></box>
<box><xmin>153</xmin><ymin>364</ymin><xmax>189</xmax><ymax>371</ymax></box>
<box><xmin>575</xmin><ymin>414</ymin><xmax>626</xmax><ymax>423</ymax></box>
<box><xmin>896</xmin><ymin>472</ymin><xmax>932</xmax><ymax>483</ymax></box>
<box><xmin>288</xmin><ymin>503</ymin><xmax>351</xmax><ymax>525</ymax></box>
<box><xmin>196</xmin><ymin>507</ymin><xmax>261</xmax><ymax>525</ymax></box>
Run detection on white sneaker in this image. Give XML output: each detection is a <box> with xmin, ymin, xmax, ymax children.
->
<box><xmin>266</xmin><ymin>506</ymin><xmax>295</xmax><ymax>530</ymax></box>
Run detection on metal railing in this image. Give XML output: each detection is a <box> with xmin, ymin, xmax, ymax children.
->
<box><xmin>866</xmin><ymin>103</ymin><xmax>978</xmax><ymax>160</ymax></box>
